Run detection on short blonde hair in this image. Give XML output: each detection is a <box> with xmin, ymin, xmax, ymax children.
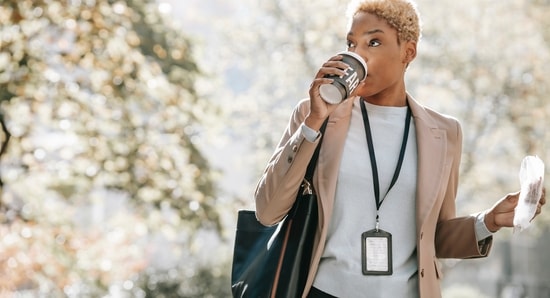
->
<box><xmin>347</xmin><ymin>0</ymin><xmax>421</xmax><ymax>43</ymax></box>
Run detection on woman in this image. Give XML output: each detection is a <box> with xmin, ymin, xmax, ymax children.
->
<box><xmin>254</xmin><ymin>0</ymin><xmax>546</xmax><ymax>297</ymax></box>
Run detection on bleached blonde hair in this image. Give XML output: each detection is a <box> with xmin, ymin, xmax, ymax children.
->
<box><xmin>347</xmin><ymin>0</ymin><xmax>422</xmax><ymax>43</ymax></box>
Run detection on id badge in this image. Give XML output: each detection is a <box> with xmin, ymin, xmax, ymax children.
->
<box><xmin>361</xmin><ymin>229</ymin><xmax>392</xmax><ymax>275</ymax></box>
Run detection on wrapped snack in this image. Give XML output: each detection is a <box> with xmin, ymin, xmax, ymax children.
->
<box><xmin>513</xmin><ymin>155</ymin><xmax>545</xmax><ymax>232</ymax></box>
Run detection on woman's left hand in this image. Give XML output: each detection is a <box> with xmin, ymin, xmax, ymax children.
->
<box><xmin>484</xmin><ymin>187</ymin><xmax>546</xmax><ymax>232</ymax></box>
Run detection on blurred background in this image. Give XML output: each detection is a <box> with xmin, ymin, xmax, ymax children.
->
<box><xmin>0</xmin><ymin>0</ymin><xmax>549</xmax><ymax>297</ymax></box>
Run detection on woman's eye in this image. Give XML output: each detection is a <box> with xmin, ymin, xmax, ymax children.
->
<box><xmin>369</xmin><ymin>40</ymin><xmax>381</xmax><ymax>47</ymax></box>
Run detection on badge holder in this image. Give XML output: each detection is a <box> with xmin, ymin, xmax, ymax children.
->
<box><xmin>361</xmin><ymin>227</ymin><xmax>392</xmax><ymax>275</ymax></box>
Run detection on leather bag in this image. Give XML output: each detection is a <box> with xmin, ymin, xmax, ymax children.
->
<box><xmin>231</xmin><ymin>120</ymin><xmax>327</xmax><ymax>298</ymax></box>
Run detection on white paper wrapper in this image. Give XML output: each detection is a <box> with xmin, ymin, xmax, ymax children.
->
<box><xmin>513</xmin><ymin>156</ymin><xmax>545</xmax><ymax>232</ymax></box>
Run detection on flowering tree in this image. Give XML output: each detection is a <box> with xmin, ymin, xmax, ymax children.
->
<box><xmin>2</xmin><ymin>0</ymin><xmax>549</xmax><ymax>296</ymax></box>
<box><xmin>0</xmin><ymin>0</ymin><xmax>226</xmax><ymax>296</ymax></box>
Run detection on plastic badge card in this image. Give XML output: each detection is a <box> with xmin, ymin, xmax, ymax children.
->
<box><xmin>513</xmin><ymin>155</ymin><xmax>545</xmax><ymax>232</ymax></box>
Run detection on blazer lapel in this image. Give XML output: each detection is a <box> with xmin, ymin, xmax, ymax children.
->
<box><xmin>408</xmin><ymin>97</ymin><xmax>448</xmax><ymax>233</ymax></box>
<box><xmin>314</xmin><ymin>97</ymin><xmax>355</xmax><ymax>231</ymax></box>
<box><xmin>313</xmin><ymin>95</ymin><xmax>449</xmax><ymax>235</ymax></box>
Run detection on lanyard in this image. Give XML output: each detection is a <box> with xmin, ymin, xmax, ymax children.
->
<box><xmin>360</xmin><ymin>99</ymin><xmax>412</xmax><ymax>231</ymax></box>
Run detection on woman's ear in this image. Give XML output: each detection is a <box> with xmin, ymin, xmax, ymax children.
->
<box><xmin>403</xmin><ymin>41</ymin><xmax>417</xmax><ymax>64</ymax></box>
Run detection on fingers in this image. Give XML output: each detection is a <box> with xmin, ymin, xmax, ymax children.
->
<box><xmin>310</xmin><ymin>56</ymin><xmax>344</xmax><ymax>94</ymax></box>
<box><xmin>534</xmin><ymin>202</ymin><xmax>542</xmax><ymax>214</ymax></box>
<box><xmin>309</xmin><ymin>77</ymin><xmax>334</xmax><ymax>94</ymax></box>
<box><xmin>505</xmin><ymin>191</ymin><xmax>520</xmax><ymax>205</ymax></box>
<box><xmin>309</xmin><ymin>55</ymin><xmax>353</xmax><ymax>116</ymax></box>
<box><xmin>536</xmin><ymin>187</ymin><xmax>545</xmax><ymax>214</ymax></box>
<box><xmin>314</xmin><ymin>55</ymin><xmax>349</xmax><ymax>79</ymax></box>
<box><xmin>530</xmin><ymin>188</ymin><xmax>546</xmax><ymax>221</ymax></box>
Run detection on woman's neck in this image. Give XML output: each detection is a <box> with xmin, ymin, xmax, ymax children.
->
<box><xmin>360</xmin><ymin>85</ymin><xmax>408</xmax><ymax>107</ymax></box>
<box><xmin>362</xmin><ymin>94</ymin><xmax>407</xmax><ymax>107</ymax></box>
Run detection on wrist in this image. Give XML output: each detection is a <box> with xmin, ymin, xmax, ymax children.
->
<box><xmin>304</xmin><ymin>115</ymin><xmax>325</xmax><ymax>131</ymax></box>
<box><xmin>484</xmin><ymin>210</ymin><xmax>500</xmax><ymax>233</ymax></box>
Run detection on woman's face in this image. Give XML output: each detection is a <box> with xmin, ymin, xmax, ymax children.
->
<box><xmin>346</xmin><ymin>12</ymin><xmax>416</xmax><ymax>101</ymax></box>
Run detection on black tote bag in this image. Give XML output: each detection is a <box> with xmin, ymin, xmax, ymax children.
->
<box><xmin>231</xmin><ymin>120</ymin><xmax>327</xmax><ymax>298</ymax></box>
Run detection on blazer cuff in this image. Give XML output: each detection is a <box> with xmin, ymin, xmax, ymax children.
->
<box><xmin>301</xmin><ymin>123</ymin><xmax>321</xmax><ymax>143</ymax></box>
<box><xmin>474</xmin><ymin>211</ymin><xmax>494</xmax><ymax>241</ymax></box>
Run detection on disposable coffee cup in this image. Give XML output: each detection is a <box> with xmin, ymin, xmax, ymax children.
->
<box><xmin>319</xmin><ymin>51</ymin><xmax>367</xmax><ymax>104</ymax></box>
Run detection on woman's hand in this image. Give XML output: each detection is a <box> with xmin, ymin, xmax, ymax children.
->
<box><xmin>484</xmin><ymin>187</ymin><xmax>546</xmax><ymax>232</ymax></box>
<box><xmin>305</xmin><ymin>54</ymin><xmax>352</xmax><ymax>131</ymax></box>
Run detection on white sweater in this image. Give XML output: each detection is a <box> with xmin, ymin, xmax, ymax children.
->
<box><xmin>313</xmin><ymin>98</ymin><xmax>419</xmax><ymax>297</ymax></box>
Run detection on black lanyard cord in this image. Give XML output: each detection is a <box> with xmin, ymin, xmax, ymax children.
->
<box><xmin>360</xmin><ymin>99</ymin><xmax>412</xmax><ymax>227</ymax></box>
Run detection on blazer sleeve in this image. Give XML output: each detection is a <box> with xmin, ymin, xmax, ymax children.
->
<box><xmin>254</xmin><ymin>99</ymin><xmax>321</xmax><ymax>226</ymax></box>
<box><xmin>434</xmin><ymin>118</ymin><xmax>493</xmax><ymax>258</ymax></box>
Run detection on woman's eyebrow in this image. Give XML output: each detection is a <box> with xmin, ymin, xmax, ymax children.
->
<box><xmin>347</xmin><ymin>28</ymin><xmax>384</xmax><ymax>37</ymax></box>
<box><xmin>364</xmin><ymin>29</ymin><xmax>384</xmax><ymax>35</ymax></box>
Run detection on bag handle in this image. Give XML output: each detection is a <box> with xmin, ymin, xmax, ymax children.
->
<box><xmin>302</xmin><ymin>118</ymin><xmax>329</xmax><ymax>193</ymax></box>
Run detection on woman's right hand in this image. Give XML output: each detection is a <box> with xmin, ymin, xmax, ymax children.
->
<box><xmin>306</xmin><ymin>54</ymin><xmax>352</xmax><ymax>130</ymax></box>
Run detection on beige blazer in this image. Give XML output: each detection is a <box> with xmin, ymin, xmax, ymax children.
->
<box><xmin>255</xmin><ymin>95</ymin><xmax>492</xmax><ymax>298</ymax></box>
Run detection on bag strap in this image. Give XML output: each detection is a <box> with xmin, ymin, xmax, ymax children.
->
<box><xmin>286</xmin><ymin>118</ymin><xmax>328</xmax><ymax>220</ymax></box>
<box><xmin>304</xmin><ymin>118</ymin><xmax>329</xmax><ymax>183</ymax></box>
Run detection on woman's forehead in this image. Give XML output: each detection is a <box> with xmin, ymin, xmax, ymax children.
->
<box><xmin>348</xmin><ymin>12</ymin><xmax>397</xmax><ymax>36</ymax></box>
